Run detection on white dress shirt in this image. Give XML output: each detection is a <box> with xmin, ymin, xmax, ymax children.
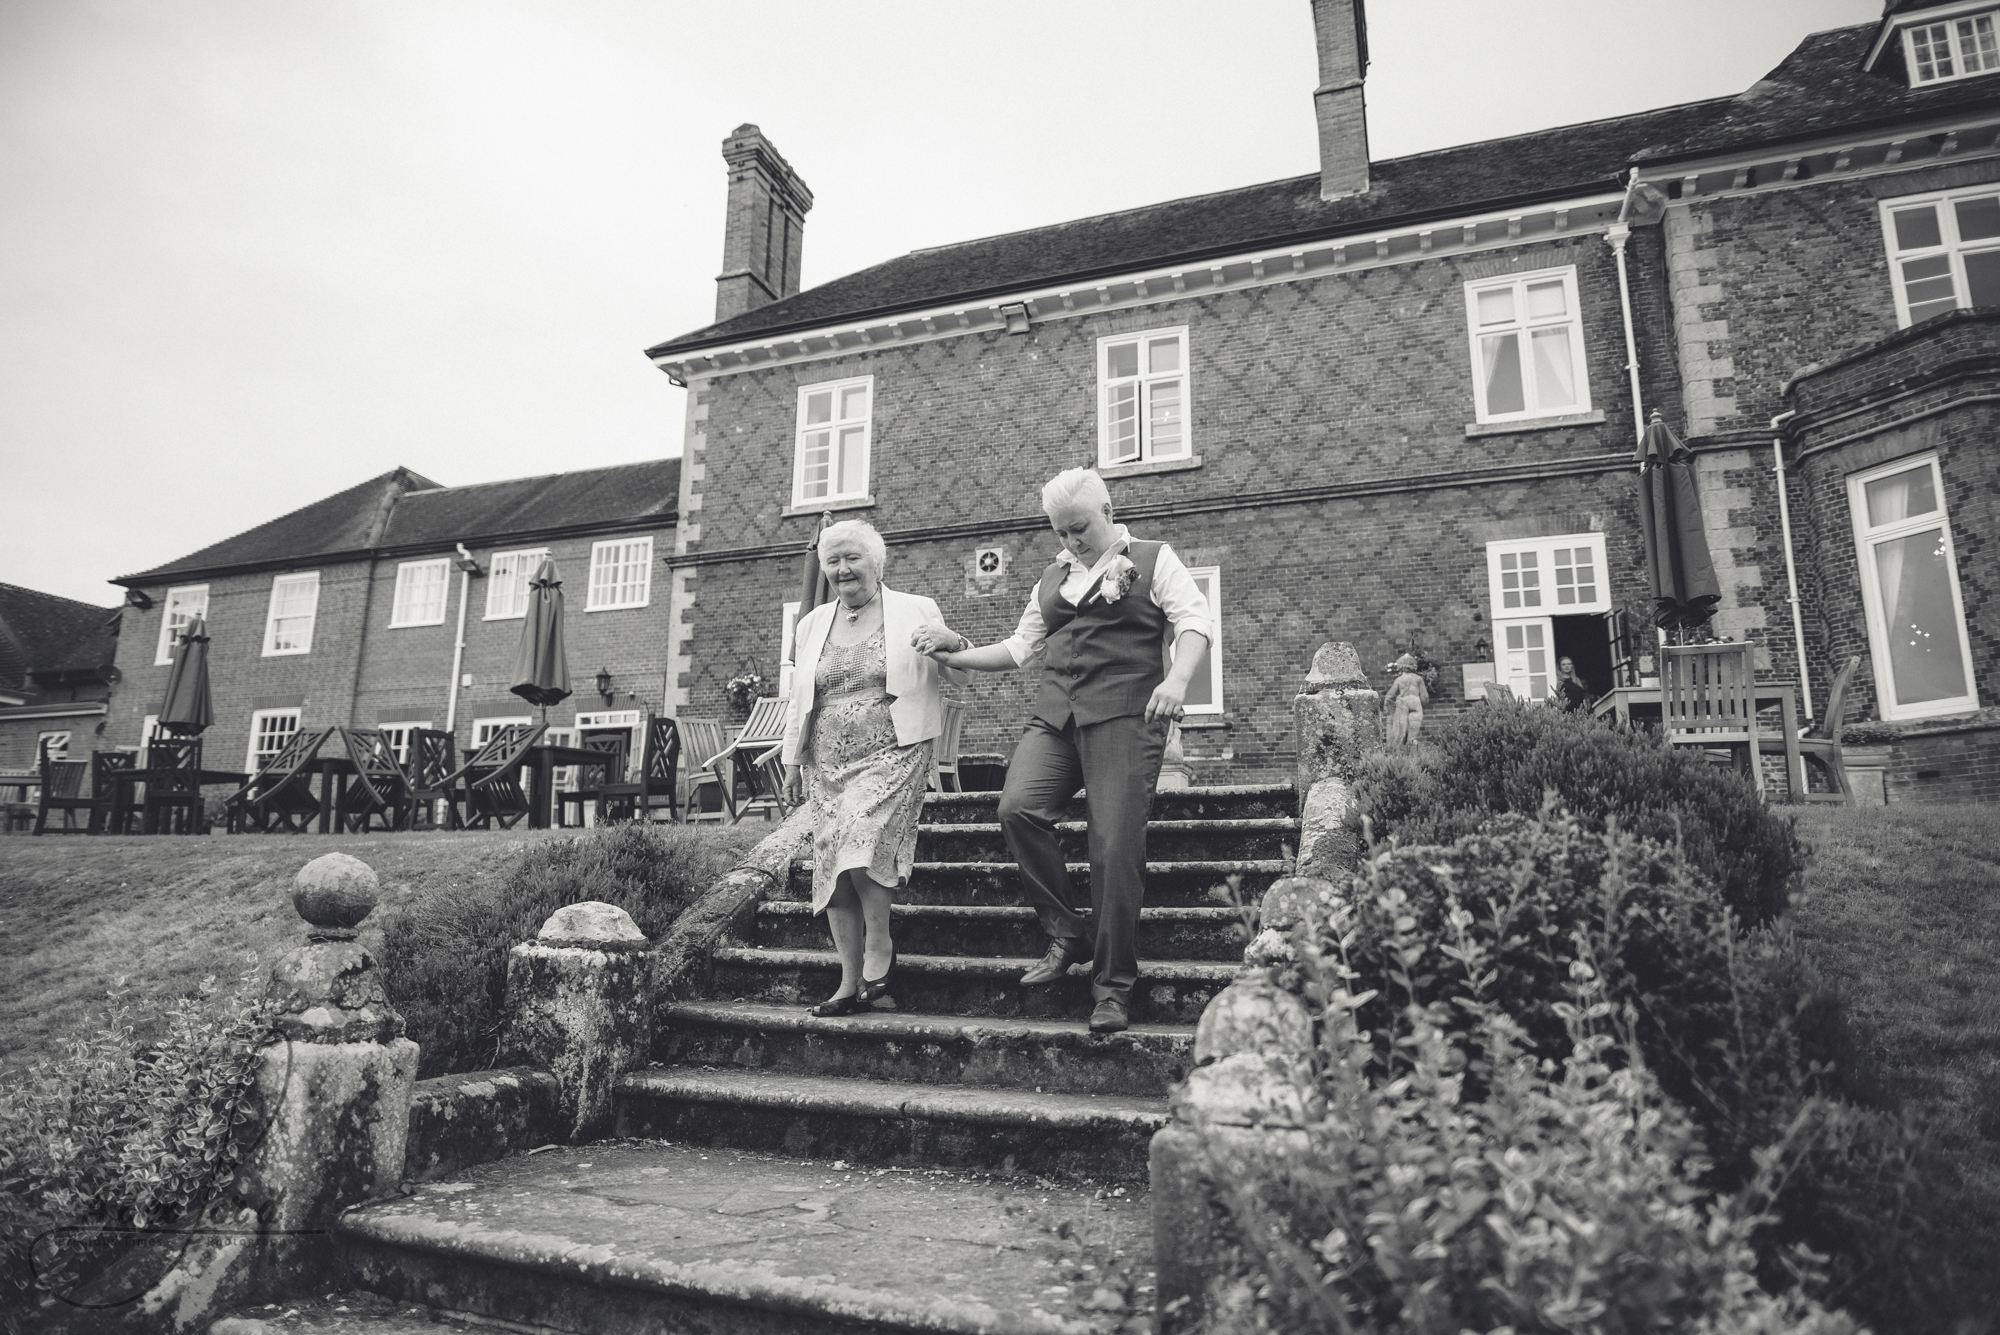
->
<box><xmin>1001</xmin><ymin>525</ymin><xmax>1210</xmax><ymax>667</ymax></box>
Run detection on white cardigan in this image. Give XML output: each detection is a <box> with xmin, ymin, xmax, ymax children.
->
<box><xmin>781</xmin><ymin>586</ymin><xmax>967</xmax><ymax>767</ymax></box>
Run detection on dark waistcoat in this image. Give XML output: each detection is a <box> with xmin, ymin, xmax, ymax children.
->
<box><xmin>1032</xmin><ymin>540</ymin><xmax>1168</xmax><ymax>729</ymax></box>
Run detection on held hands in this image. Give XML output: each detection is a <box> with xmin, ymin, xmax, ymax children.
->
<box><xmin>910</xmin><ymin>623</ymin><xmax>965</xmax><ymax>662</ymax></box>
<box><xmin>1144</xmin><ymin>680</ymin><xmax>1188</xmax><ymax>725</ymax></box>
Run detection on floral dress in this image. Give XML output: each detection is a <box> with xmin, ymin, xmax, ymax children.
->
<box><xmin>803</xmin><ymin>626</ymin><xmax>933</xmax><ymax>914</ymax></box>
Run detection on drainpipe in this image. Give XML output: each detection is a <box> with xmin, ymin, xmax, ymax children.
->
<box><xmin>1608</xmin><ymin>168</ymin><xmax>1647</xmax><ymax>441</ymax></box>
<box><xmin>444</xmin><ymin>544</ymin><xmax>481</xmax><ymax>736</ymax></box>
<box><xmin>1769</xmin><ymin>411</ymin><xmax>1814</xmax><ymax>723</ymax></box>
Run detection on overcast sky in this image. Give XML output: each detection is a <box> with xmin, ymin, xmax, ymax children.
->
<box><xmin>1</xmin><ymin>0</ymin><xmax>1881</xmax><ymax>606</ymax></box>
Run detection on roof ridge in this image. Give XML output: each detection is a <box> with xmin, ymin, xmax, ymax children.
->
<box><xmin>398</xmin><ymin>457</ymin><xmax>675</xmax><ymax>497</ymax></box>
<box><xmin>0</xmin><ymin>581</ymin><xmax>118</xmax><ymax>614</ymax></box>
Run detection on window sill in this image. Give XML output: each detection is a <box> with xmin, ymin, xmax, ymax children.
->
<box><xmin>783</xmin><ymin>495</ymin><xmax>876</xmax><ymax>518</ymax></box>
<box><xmin>388</xmin><ymin>620</ymin><xmax>447</xmax><ymax>630</ymax></box>
<box><xmin>1099</xmin><ymin>455</ymin><xmax>1202</xmax><ymax>479</ymax></box>
<box><xmin>1463</xmin><ymin>410</ymin><xmax>1605</xmax><ymax>438</ymax></box>
<box><xmin>1176</xmin><ymin>715</ymin><xmax>1229</xmax><ymax>729</ymax></box>
<box><xmin>584</xmin><ymin>602</ymin><xmax>651</xmax><ymax>613</ymax></box>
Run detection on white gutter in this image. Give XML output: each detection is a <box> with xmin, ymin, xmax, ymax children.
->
<box><xmin>444</xmin><ymin>543</ymin><xmax>478</xmax><ymax>736</ymax></box>
<box><xmin>1770</xmin><ymin>411</ymin><xmax>1814</xmax><ymax>723</ymax></box>
<box><xmin>1608</xmin><ymin>169</ymin><xmax>1646</xmax><ymax>442</ymax></box>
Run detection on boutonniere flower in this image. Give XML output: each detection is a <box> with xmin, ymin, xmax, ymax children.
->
<box><xmin>1095</xmin><ymin>554</ymin><xmax>1139</xmax><ymax>604</ymax></box>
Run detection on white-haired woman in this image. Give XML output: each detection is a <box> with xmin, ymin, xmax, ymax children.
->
<box><xmin>781</xmin><ymin>519</ymin><xmax>965</xmax><ymax>1017</ymax></box>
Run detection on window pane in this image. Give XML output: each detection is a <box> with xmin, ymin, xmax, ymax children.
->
<box><xmin>1529</xmin><ymin>327</ymin><xmax>1578</xmax><ymax>409</ymax></box>
<box><xmin>1912</xmin><ymin>23</ymin><xmax>1953</xmax><ymax>80</ymax></box>
<box><xmin>1106</xmin><ymin>342</ymin><xmax>1139</xmax><ymax>379</ymax></box>
<box><xmin>1105</xmin><ymin>383</ymin><xmax>1138</xmax><ymax>461</ymax></box>
<box><xmin>1873</xmin><ymin>527</ymin><xmax>1969</xmax><ymax>706</ymax></box>
<box><xmin>1864</xmin><ymin>463</ymin><xmax>1939</xmax><ymax>526</ymax></box>
<box><xmin>838</xmin><ymin>385</ymin><xmax>869</xmax><ymax>421</ymax></box>
<box><xmin>800</xmin><ymin>431</ymin><xmax>831</xmax><ymax>498</ymax></box>
<box><xmin>836</xmin><ymin>425</ymin><xmax>867</xmax><ymax>495</ymax></box>
<box><xmin>1148</xmin><ymin>380</ymin><xmax>1185</xmax><ymax>457</ymax></box>
<box><xmin>1901</xmin><ymin>253</ymin><xmax>1957</xmax><ymax>321</ymax></box>
<box><xmin>1959</xmin><ymin>15</ymin><xmax>1999</xmax><ymax>70</ymax></box>
<box><xmin>1475</xmin><ymin>286</ymin><xmax>1516</xmax><ymax>326</ymax></box>
<box><xmin>1963</xmin><ymin>249</ymin><xmax>2000</xmax><ymax>308</ymax></box>
<box><xmin>1893</xmin><ymin>205</ymin><xmax>1943</xmax><ymax>251</ymax></box>
<box><xmin>1147</xmin><ymin>337</ymin><xmax>1180</xmax><ymax>375</ymax></box>
<box><xmin>1525</xmin><ymin>280</ymin><xmax>1567</xmax><ymax>319</ymax></box>
<box><xmin>1954</xmin><ymin>195</ymin><xmax>2000</xmax><ymax>241</ymax></box>
<box><xmin>1481</xmin><ymin>332</ymin><xmax>1526</xmax><ymax>415</ymax></box>
<box><xmin>804</xmin><ymin>391</ymin><xmax>832</xmax><ymax>425</ymax></box>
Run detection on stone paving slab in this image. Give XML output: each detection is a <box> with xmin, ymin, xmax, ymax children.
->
<box><xmin>211</xmin><ymin>1292</ymin><xmax>483</xmax><ymax>1335</ymax></box>
<box><xmin>338</xmin><ymin>1141</ymin><xmax>1154</xmax><ymax>1335</ymax></box>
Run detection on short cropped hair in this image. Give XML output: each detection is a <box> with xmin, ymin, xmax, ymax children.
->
<box><xmin>818</xmin><ymin>519</ymin><xmax>888</xmax><ymax>578</ymax></box>
<box><xmin>1041</xmin><ymin>467</ymin><xmax>1113</xmax><ymax>517</ymax></box>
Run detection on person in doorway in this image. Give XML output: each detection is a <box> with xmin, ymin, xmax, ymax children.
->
<box><xmin>1553</xmin><ymin>656</ymin><xmax>1593</xmax><ymax>712</ymax></box>
<box><xmin>781</xmin><ymin>520</ymin><xmax>963</xmax><ymax>1017</ymax></box>
<box><xmin>915</xmin><ymin>468</ymin><xmax>1210</xmax><ymax>1035</ymax></box>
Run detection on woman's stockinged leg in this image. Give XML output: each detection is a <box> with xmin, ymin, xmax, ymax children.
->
<box><xmin>823</xmin><ymin>875</ymin><xmax>864</xmax><ymax>1000</ymax></box>
<box><xmin>853</xmin><ymin>870</ymin><xmax>895</xmax><ymax>980</ymax></box>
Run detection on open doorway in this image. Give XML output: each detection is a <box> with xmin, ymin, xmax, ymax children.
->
<box><xmin>1551</xmin><ymin>615</ymin><xmax>1616</xmax><ymax>701</ymax></box>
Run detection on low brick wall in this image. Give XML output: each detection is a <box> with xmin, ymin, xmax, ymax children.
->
<box><xmin>1887</xmin><ymin>720</ymin><xmax>2000</xmax><ymax>805</ymax></box>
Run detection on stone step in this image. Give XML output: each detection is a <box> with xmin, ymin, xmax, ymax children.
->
<box><xmin>616</xmin><ymin>1068</ymin><xmax>1166</xmax><ymax>1181</ymax></box>
<box><xmin>710</xmin><ymin>947</ymin><xmax>1241</xmax><ymax>1025</ymax></box>
<box><xmin>339</xmin><ymin>1140</ymin><xmax>1154</xmax><ymax>1334</ymax></box>
<box><xmin>921</xmin><ymin>782</ymin><xmax>1295</xmax><ymax>825</ymax></box>
<box><xmin>659</xmin><ymin>1000</ymin><xmax>1195</xmax><ymax>1097</ymax></box>
<box><xmin>757</xmin><ymin>901</ymin><xmax>1246</xmax><ymax>961</ymax></box>
<box><xmin>784</xmin><ymin>858</ymin><xmax>1289</xmax><ymax>908</ymax></box>
<box><xmin>916</xmin><ymin>817</ymin><xmax>1298</xmax><ymax>864</ymax></box>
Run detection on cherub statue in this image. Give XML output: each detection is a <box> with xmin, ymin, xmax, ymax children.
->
<box><xmin>1384</xmin><ymin>651</ymin><xmax>1431</xmax><ymax>747</ymax></box>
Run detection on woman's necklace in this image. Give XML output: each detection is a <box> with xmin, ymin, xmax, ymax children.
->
<box><xmin>843</xmin><ymin>590</ymin><xmax>880</xmax><ymax>624</ymax></box>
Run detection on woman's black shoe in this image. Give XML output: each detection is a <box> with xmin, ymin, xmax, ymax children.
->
<box><xmin>859</xmin><ymin>947</ymin><xmax>898</xmax><ymax>1004</ymax></box>
<box><xmin>807</xmin><ymin>992</ymin><xmax>864</xmax><ymax>1018</ymax></box>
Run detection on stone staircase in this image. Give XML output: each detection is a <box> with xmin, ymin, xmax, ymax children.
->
<box><xmin>335</xmin><ymin>781</ymin><xmax>1293</xmax><ymax>1333</ymax></box>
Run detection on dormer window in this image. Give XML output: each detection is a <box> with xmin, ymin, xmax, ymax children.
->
<box><xmin>1904</xmin><ymin>11</ymin><xmax>2000</xmax><ymax>84</ymax></box>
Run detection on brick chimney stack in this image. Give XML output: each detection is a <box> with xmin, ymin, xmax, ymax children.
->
<box><xmin>1309</xmin><ymin>0</ymin><xmax>1371</xmax><ymax>201</ymax></box>
<box><xmin>714</xmin><ymin>124</ymin><xmax>814</xmax><ymax>323</ymax></box>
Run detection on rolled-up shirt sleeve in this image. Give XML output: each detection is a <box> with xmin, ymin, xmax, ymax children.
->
<box><xmin>1151</xmin><ymin>544</ymin><xmax>1211</xmax><ymax>644</ymax></box>
<box><xmin>999</xmin><ymin>589</ymin><xmax>1048</xmax><ymax>667</ymax></box>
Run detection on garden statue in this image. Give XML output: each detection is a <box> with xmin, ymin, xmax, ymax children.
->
<box><xmin>1383</xmin><ymin>651</ymin><xmax>1430</xmax><ymax>746</ymax></box>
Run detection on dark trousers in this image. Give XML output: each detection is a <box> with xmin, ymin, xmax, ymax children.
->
<box><xmin>997</xmin><ymin>713</ymin><xmax>1167</xmax><ymax>1005</ymax></box>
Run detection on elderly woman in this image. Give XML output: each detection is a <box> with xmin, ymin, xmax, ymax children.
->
<box><xmin>781</xmin><ymin>520</ymin><xmax>963</xmax><ymax>1017</ymax></box>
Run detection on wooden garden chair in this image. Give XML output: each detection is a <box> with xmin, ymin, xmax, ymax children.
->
<box><xmin>1661</xmin><ymin>643</ymin><xmax>1763</xmax><ymax>799</ymax></box>
<box><xmin>704</xmin><ymin>697</ymin><xmax>791</xmax><ymax>823</ymax></box>
<box><xmin>91</xmin><ymin>750</ymin><xmax>140</xmax><ymax>834</ymax></box>
<box><xmin>929</xmin><ymin>700</ymin><xmax>967</xmax><ymax>793</ymax></box>
<box><xmin>434</xmin><ymin>723</ymin><xmax>547</xmax><ymax>830</ymax></box>
<box><xmin>557</xmin><ymin>730</ymin><xmax>630</xmax><ymax>828</ymax></box>
<box><xmin>225</xmin><ymin>727</ymin><xmax>335</xmax><ymax>833</ymax></box>
<box><xmin>32</xmin><ymin>740</ymin><xmax>93</xmax><ymax>834</ymax></box>
<box><xmin>676</xmin><ymin>716</ymin><xmax>731</xmax><ymax>822</ymax></box>
<box><xmin>404</xmin><ymin>728</ymin><xmax>459</xmax><ymax>830</ymax></box>
<box><xmin>335</xmin><ymin>728</ymin><xmax>416</xmax><ymax>832</ymax></box>
<box><xmin>595</xmin><ymin>715</ymin><xmax>681</xmax><ymax>824</ymax></box>
<box><xmin>140</xmin><ymin>735</ymin><xmax>204</xmax><ymax>834</ymax></box>
<box><xmin>1759</xmin><ymin>655</ymin><xmax>1863</xmax><ymax>806</ymax></box>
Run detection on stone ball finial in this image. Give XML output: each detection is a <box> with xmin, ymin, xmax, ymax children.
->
<box><xmin>536</xmin><ymin>901</ymin><xmax>648</xmax><ymax>952</ymax></box>
<box><xmin>293</xmin><ymin>853</ymin><xmax>380</xmax><ymax>937</ymax></box>
<box><xmin>1304</xmin><ymin>642</ymin><xmax>1366</xmax><ymax>691</ymax></box>
<box><xmin>1194</xmin><ymin>974</ymin><xmax>1314</xmax><ymax>1066</ymax></box>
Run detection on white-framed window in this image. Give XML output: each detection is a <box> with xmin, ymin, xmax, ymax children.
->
<box><xmin>1903</xmin><ymin>11</ymin><xmax>2000</xmax><ymax>85</ymax></box>
<box><xmin>1174</xmin><ymin>567</ymin><xmax>1223</xmax><ymax>715</ymax></box>
<box><xmin>1848</xmin><ymin>454</ymin><xmax>1979</xmax><ymax>721</ymax></box>
<box><xmin>1879</xmin><ymin>186</ymin><xmax>2000</xmax><ymax>327</ymax></box>
<box><xmin>261</xmin><ymin>572</ymin><xmax>320</xmax><ymax>656</ymax></box>
<box><xmin>472</xmin><ymin>715</ymin><xmax>533</xmax><ymax>748</ymax></box>
<box><xmin>378</xmin><ymin>722</ymin><xmax>431</xmax><ymax>766</ymax></box>
<box><xmin>246</xmin><ymin>708</ymin><xmax>301</xmax><ymax>772</ymax></box>
<box><xmin>37</xmin><ymin>730</ymin><xmax>71</xmax><ymax>762</ymax></box>
<box><xmin>484</xmin><ymin>549</ymin><xmax>550</xmax><ymax>620</ymax></box>
<box><xmin>791</xmin><ymin>375</ymin><xmax>873</xmax><ymax>507</ymax></box>
<box><xmin>779</xmin><ymin>600</ymin><xmax>802</xmax><ymax>698</ymax></box>
<box><xmin>1497</xmin><ymin>619</ymin><xmax>1556</xmax><ymax>703</ymax></box>
<box><xmin>587</xmin><ymin>537</ymin><xmax>653</xmax><ymax>611</ymax></box>
<box><xmin>389</xmin><ymin>559</ymin><xmax>450</xmax><ymax>627</ymax></box>
<box><xmin>154</xmin><ymin>585</ymin><xmax>209</xmax><ymax>665</ymax></box>
<box><xmin>1098</xmin><ymin>326</ymin><xmax>1190</xmax><ymax>466</ymax></box>
<box><xmin>1484</xmin><ymin>534</ymin><xmax>1608</xmax><ymax>621</ymax></box>
<box><xmin>1464</xmin><ymin>267</ymin><xmax>1591</xmax><ymax>423</ymax></box>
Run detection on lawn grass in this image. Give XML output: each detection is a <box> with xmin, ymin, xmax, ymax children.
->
<box><xmin>0</xmin><ymin>825</ymin><xmax>762</xmax><ymax>1074</ymax></box>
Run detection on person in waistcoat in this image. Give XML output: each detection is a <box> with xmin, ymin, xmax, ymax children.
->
<box><xmin>914</xmin><ymin>468</ymin><xmax>1210</xmax><ymax>1034</ymax></box>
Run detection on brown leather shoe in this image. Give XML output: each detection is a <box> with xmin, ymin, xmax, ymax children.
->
<box><xmin>1020</xmin><ymin>937</ymin><xmax>1091</xmax><ymax>987</ymax></box>
<box><xmin>1088</xmin><ymin>998</ymin><xmax>1129</xmax><ymax>1034</ymax></box>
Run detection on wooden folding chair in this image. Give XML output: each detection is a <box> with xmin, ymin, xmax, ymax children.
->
<box><xmin>1661</xmin><ymin>643</ymin><xmax>1763</xmax><ymax>798</ymax></box>
<box><xmin>32</xmin><ymin>740</ymin><xmax>93</xmax><ymax>834</ymax></box>
<box><xmin>141</xmin><ymin>735</ymin><xmax>204</xmax><ymax>834</ymax></box>
<box><xmin>705</xmin><ymin>698</ymin><xmax>791</xmax><ymax>823</ymax></box>
<box><xmin>1759</xmin><ymin>655</ymin><xmax>1862</xmax><ymax>806</ymax></box>
<box><xmin>225</xmin><ymin>727</ymin><xmax>335</xmax><ymax>833</ymax></box>
<box><xmin>595</xmin><ymin>715</ymin><xmax>681</xmax><ymax>824</ymax></box>
<box><xmin>433</xmin><ymin>723</ymin><xmax>548</xmax><ymax>830</ymax></box>
<box><xmin>404</xmin><ymin>728</ymin><xmax>459</xmax><ymax>830</ymax></box>
<box><xmin>676</xmin><ymin>717</ymin><xmax>731</xmax><ymax>822</ymax></box>
<box><xmin>335</xmin><ymin>728</ymin><xmax>416</xmax><ymax>832</ymax></box>
<box><xmin>930</xmin><ymin>700</ymin><xmax>967</xmax><ymax>792</ymax></box>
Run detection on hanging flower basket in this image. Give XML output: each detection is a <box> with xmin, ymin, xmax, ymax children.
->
<box><xmin>724</xmin><ymin>671</ymin><xmax>771</xmax><ymax>714</ymax></box>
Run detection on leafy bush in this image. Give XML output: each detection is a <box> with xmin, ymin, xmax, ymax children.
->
<box><xmin>1350</xmin><ymin>698</ymin><xmax>1807</xmax><ymax>925</ymax></box>
<box><xmin>1198</xmin><ymin>871</ymin><xmax>1862</xmax><ymax>1334</ymax></box>
<box><xmin>0</xmin><ymin>974</ymin><xmax>270</xmax><ymax>1330</ymax></box>
<box><xmin>381</xmin><ymin>823</ymin><xmax>751</xmax><ymax>1077</ymax></box>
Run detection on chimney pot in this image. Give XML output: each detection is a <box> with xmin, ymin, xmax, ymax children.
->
<box><xmin>1309</xmin><ymin>0</ymin><xmax>1371</xmax><ymax>201</ymax></box>
<box><xmin>714</xmin><ymin>125</ymin><xmax>814</xmax><ymax>323</ymax></box>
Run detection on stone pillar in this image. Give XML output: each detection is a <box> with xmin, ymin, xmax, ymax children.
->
<box><xmin>1150</xmin><ymin>975</ymin><xmax>1321</xmax><ymax>1334</ymax></box>
<box><xmin>503</xmin><ymin>901</ymin><xmax>651</xmax><ymax>1143</ymax></box>
<box><xmin>1157</xmin><ymin>722</ymin><xmax>1193</xmax><ymax>791</ymax></box>
<box><xmin>1292</xmin><ymin>642</ymin><xmax>1380</xmax><ymax>881</ymax></box>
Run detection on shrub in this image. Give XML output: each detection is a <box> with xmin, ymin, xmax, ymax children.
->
<box><xmin>0</xmin><ymin>974</ymin><xmax>270</xmax><ymax>1330</ymax></box>
<box><xmin>380</xmin><ymin>823</ymin><xmax>751</xmax><ymax>1077</ymax></box>
<box><xmin>1351</xmin><ymin>698</ymin><xmax>1807</xmax><ymax>925</ymax></box>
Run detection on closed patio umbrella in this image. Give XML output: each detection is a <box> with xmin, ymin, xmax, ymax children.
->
<box><xmin>794</xmin><ymin>510</ymin><xmax>835</xmax><ymax>637</ymax></box>
<box><xmin>510</xmin><ymin>557</ymin><xmax>571</xmax><ymax>720</ymax></box>
<box><xmin>1636</xmin><ymin>410</ymin><xmax>1721</xmax><ymax>637</ymax></box>
<box><xmin>157</xmin><ymin>614</ymin><xmax>213</xmax><ymax>735</ymax></box>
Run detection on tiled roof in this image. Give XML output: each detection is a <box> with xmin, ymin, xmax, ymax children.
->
<box><xmin>0</xmin><ymin>582</ymin><xmax>119</xmax><ymax>688</ymax></box>
<box><xmin>648</xmin><ymin>21</ymin><xmax>2000</xmax><ymax>358</ymax></box>
<box><xmin>118</xmin><ymin>459</ymin><xmax>680</xmax><ymax>584</ymax></box>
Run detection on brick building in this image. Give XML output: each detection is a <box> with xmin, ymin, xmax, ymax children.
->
<box><xmin>0</xmin><ymin>582</ymin><xmax>120</xmax><ymax>771</ymax></box>
<box><xmin>641</xmin><ymin>0</ymin><xmax>2000</xmax><ymax>801</ymax></box>
<box><xmin>106</xmin><ymin>461</ymin><xmax>679</xmax><ymax>778</ymax></box>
